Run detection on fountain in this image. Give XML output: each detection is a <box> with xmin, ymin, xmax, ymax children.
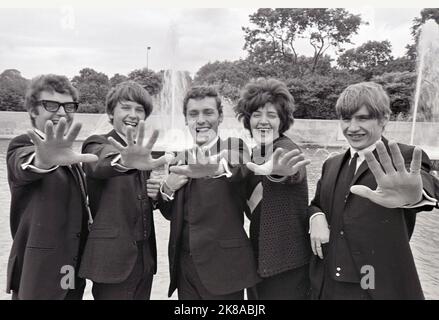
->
<box><xmin>410</xmin><ymin>19</ymin><xmax>439</xmax><ymax>173</ymax></box>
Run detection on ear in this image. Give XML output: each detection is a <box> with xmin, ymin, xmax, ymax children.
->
<box><xmin>29</xmin><ymin>108</ymin><xmax>39</xmax><ymax>119</ymax></box>
<box><xmin>219</xmin><ymin>112</ymin><xmax>224</xmax><ymax>124</ymax></box>
<box><xmin>184</xmin><ymin>117</ymin><xmax>188</xmax><ymax>126</ymax></box>
<box><xmin>380</xmin><ymin>114</ymin><xmax>390</xmax><ymax>128</ymax></box>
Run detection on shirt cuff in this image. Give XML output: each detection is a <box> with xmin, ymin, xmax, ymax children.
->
<box><xmin>309</xmin><ymin>212</ymin><xmax>326</xmax><ymax>234</ymax></box>
<box><xmin>110</xmin><ymin>154</ymin><xmax>132</xmax><ymax>172</ymax></box>
<box><xmin>266</xmin><ymin>175</ymin><xmax>288</xmax><ymax>183</ymax></box>
<box><xmin>403</xmin><ymin>189</ymin><xmax>438</xmax><ymax>208</ymax></box>
<box><xmin>212</xmin><ymin>158</ymin><xmax>233</xmax><ymax>178</ymax></box>
<box><xmin>21</xmin><ymin>152</ymin><xmax>59</xmax><ymax>173</ymax></box>
<box><xmin>160</xmin><ymin>181</ymin><xmax>175</xmax><ymax>201</ymax></box>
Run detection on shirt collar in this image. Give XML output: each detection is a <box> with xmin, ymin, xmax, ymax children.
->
<box><xmin>114</xmin><ymin>129</ymin><xmax>128</xmax><ymax>144</ymax></box>
<box><xmin>349</xmin><ymin>138</ymin><xmax>382</xmax><ymax>162</ymax></box>
<box><xmin>33</xmin><ymin>128</ymin><xmax>46</xmax><ymax>139</ymax></box>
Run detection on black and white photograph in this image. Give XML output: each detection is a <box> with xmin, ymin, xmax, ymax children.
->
<box><xmin>0</xmin><ymin>0</ymin><xmax>438</xmax><ymax>304</ymax></box>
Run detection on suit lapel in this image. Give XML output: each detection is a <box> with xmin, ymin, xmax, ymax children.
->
<box><xmin>350</xmin><ymin>137</ymin><xmax>388</xmax><ymax>187</ymax></box>
<box><xmin>325</xmin><ymin>151</ymin><xmax>348</xmax><ymax>215</ymax></box>
<box><xmin>107</xmin><ymin>129</ymin><xmax>127</xmax><ymax>147</ymax></box>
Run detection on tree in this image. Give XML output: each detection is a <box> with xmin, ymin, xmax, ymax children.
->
<box><xmin>109</xmin><ymin>73</ymin><xmax>128</xmax><ymax>87</ymax></box>
<box><xmin>288</xmin><ymin>71</ymin><xmax>364</xmax><ymax>119</ymax></box>
<box><xmin>406</xmin><ymin>8</ymin><xmax>439</xmax><ymax>61</ymax></box>
<box><xmin>71</xmin><ymin>68</ymin><xmax>110</xmax><ymax>113</ymax></box>
<box><xmin>337</xmin><ymin>40</ymin><xmax>394</xmax><ymax>79</ymax></box>
<box><xmin>372</xmin><ymin>71</ymin><xmax>416</xmax><ymax>119</ymax></box>
<box><xmin>127</xmin><ymin>68</ymin><xmax>162</xmax><ymax>96</ymax></box>
<box><xmin>243</xmin><ymin>8</ymin><xmax>364</xmax><ymax>74</ymax></box>
<box><xmin>0</xmin><ymin>69</ymin><xmax>29</xmax><ymax>111</ymax></box>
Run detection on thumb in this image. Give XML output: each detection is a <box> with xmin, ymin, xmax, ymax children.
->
<box><xmin>350</xmin><ymin>185</ymin><xmax>376</xmax><ymax>200</ymax></box>
<box><xmin>246</xmin><ymin>162</ymin><xmax>268</xmax><ymax>175</ymax></box>
<box><xmin>77</xmin><ymin>154</ymin><xmax>99</xmax><ymax>163</ymax></box>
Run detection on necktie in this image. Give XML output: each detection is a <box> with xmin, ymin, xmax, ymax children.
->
<box><xmin>346</xmin><ymin>152</ymin><xmax>359</xmax><ymax>186</ymax></box>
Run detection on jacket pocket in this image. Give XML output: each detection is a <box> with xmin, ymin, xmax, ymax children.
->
<box><xmin>219</xmin><ymin>238</ymin><xmax>251</xmax><ymax>248</ymax></box>
<box><xmin>88</xmin><ymin>227</ymin><xmax>119</xmax><ymax>239</ymax></box>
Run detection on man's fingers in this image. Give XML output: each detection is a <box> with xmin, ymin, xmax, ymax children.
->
<box><xmin>126</xmin><ymin>126</ymin><xmax>135</xmax><ymax>146</ymax></box>
<box><xmin>74</xmin><ymin>153</ymin><xmax>99</xmax><ymax>163</ymax></box>
<box><xmin>145</xmin><ymin>129</ymin><xmax>159</xmax><ymax>150</ymax></box>
<box><xmin>311</xmin><ymin>240</ymin><xmax>317</xmax><ymax>256</ymax></box>
<box><xmin>55</xmin><ymin>118</ymin><xmax>67</xmax><ymax>140</ymax></box>
<box><xmin>150</xmin><ymin>154</ymin><xmax>172</xmax><ymax>169</ymax></box>
<box><xmin>389</xmin><ymin>141</ymin><xmax>407</xmax><ymax>172</ymax></box>
<box><xmin>147</xmin><ymin>178</ymin><xmax>163</xmax><ymax>184</ymax></box>
<box><xmin>350</xmin><ymin>184</ymin><xmax>376</xmax><ymax>201</ymax></box>
<box><xmin>169</xmin><ymin>165</ymin><xmax>191</xmax><ymax>176</ymax></box>
<box><xmin>410</xmin><ymin>147</ymin><xmax>422</xmax><ymax>174</ymax></box>
<box><xmin>364</xmin><ymin>150</ymin><xmax>385</xmax><ymax>182</ymax></box>
<box><xmin>44</xmin><ymin>120</ymin><xmax>55</xmax><ymax>140</ymax></box>
<box><xmin>316</xmin><ymin>245</ymin><xmax>324</xmax><ymax>259</ymax></box>
<box><xmin>136</xmin><ymin>120</ymin><xmax>146</xmax><ymax>145</ymax></box>
<box><xmin>26</xmin><ymin>130</ymin><xmax>43</xmax><ymax>146</ymax></box>
<box><xmin>246</xmin><ymin>162</ymin><xmax>267</xmax><ymax>175</ymax></box>
<box><xmin>376</xmin><ymin>141</ymin><xmax>396</xmax><ymax>174</ymax></box>
<box><xmin>65</xmin><ymin>122</ymin><xmax>82</xmax><ymax>142</ymax></box>
<box><xmin>108</xmin><ymin>137</ymin><xmax>125</xmax><ymax>152</ymax></box>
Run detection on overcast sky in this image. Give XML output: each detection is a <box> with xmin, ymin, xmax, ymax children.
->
<box><xmin>0</xmin><ymin>6</ymin><xmax>427</xmax><ymax>79</ymax></box>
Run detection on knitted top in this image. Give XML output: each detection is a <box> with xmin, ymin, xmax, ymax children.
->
<box><xmin>248</xmin><ymin>135</ymin><xmax>311</xmax><ymax>278</ymax></box>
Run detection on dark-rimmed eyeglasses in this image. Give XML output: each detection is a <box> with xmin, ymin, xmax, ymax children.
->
<box><xmin>38</xmin><ymin>100</ymin><xmax>79</xmax><ymax>113</ymax></box>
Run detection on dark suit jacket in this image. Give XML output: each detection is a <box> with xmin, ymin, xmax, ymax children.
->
<box><xmin>78</xmin><ymin>130</ymin><xmax>157</xmax><ymax>284</ymax></box>
<box><xmin>158</xmin><ymin>137</ymin><xmax>260</xmax><ymax>297</ymax></box>
<box><xmin>6</xmin><ymin>134</ymin><xmax>89</xmax><ymax>300</ymax></box>
<box><xmin>309</xmin><ymin>138</ymin><xmax>437</xmax><ymax>300</ymax></box>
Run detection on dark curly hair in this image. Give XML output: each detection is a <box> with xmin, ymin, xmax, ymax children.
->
<box><xmin>234</xmin><ymin>78</ymin><xmax>295</xmax><ymax>136</ymax></box>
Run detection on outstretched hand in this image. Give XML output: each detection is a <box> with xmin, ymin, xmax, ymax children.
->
<box><xmin>350</xmin><ymin>141</ymin><xmax>423</xmax><ymax>208</ymax></box>
<box><xmin>28</xmin><ymin>118</ymin><xmax>98</xmax><ymax>169</ymax></box>
<box><xmin>108</xmin><ymin>121</ymin><xmax>174</xmax><ymax>171</ymax></box>
<box><xmin>169</xmin><ymin>147</ymin><xmax>228</xmax><ymax>179</ymax></box>
<box><xmin>246</xmin><ymin>148</ymin><xmax>310</xmax><ymax>176</ymax></box>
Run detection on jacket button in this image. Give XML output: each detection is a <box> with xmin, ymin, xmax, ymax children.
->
<box><xmin>76</xmin><ymin>232</ymin><xmax>81</xmax><ymax>238</ymax></box>
<box><xmin>335</xmin><ymin>272</ymin><xmax>340</xmax><ymax>277</ymax></box>
<box><xmin>73</xmin><ymin>256</ymin><xmax>78</xmax><ymax>262</ymax></box>
<box><xmin>340</xmin><ymin>230</ymin><xmax>344</xmax><ymax>236</ymax></box>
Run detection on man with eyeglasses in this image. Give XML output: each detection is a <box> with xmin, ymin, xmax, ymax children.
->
<box><xmin>5</xmin><ymin>74</ymin><xmax>98</xmax><ymax>300</ymax></box>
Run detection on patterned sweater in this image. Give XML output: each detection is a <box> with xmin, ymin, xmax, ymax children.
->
<box><xmin>247</xmin><ymin>135</ymin><xmax>311</xmax><ymax>277</ymax></box>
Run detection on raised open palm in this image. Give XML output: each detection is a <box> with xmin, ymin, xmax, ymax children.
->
<box><xmin>27</xmin><ymin>118</ymin><xmax>98</xmax><ymax>169</ymax></box>
<box><xmin>350</xmin><ymin>141</ymin><xmax>423</xmax><ymax>208</ymax></box>
<box><xmin>246</xmin><ymin>148</ymin><xmax>310</xmax><ymax>176</ymax></box>
<box><xmin>107</xmin><ymin>120</ymin><xmax>174</xmax><ymax>171</ymax></box>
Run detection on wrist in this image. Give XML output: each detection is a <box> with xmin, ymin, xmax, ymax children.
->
<box><xmin>163</xmin><ymin>180</ymin><xmax>175</xmax><ymax>195</ymax></box>
<box><xmin>34</xmin><ymin>155</ymin><xmax>53</xmax><ymax>170</ymax></box>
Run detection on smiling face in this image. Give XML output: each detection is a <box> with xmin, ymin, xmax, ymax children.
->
<box><xmin>340</xmin><ymin>105</ymin><xmax>388</xmax><ymax>150</ymax></box>
<box><xmin>30</xmin><ymin>90</ymin><xmax>75</xmax><ymax>133</ymax></box>
<box><xmin>110</xmin><ymin>100</ymin><xmax>146</xmax><ymax>138</ymax></box>
<box><xmin>185</xmin><ymin>97</ymin><xmax>223</xmax><ymax>146</ymax></box>
<box><xmin>249</xmin><ymin>102</ymin><xmax>281</xmax><ymax>145</ymax></box>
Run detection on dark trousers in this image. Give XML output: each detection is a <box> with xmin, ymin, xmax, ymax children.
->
<box><xmin>247</xmin><ymin>264</ymin><xmax>310</xmax><ymax>300</ymax></box>
<box><xmin>11</xmin><ymin>277</ymin><xmax>86</xmax><ymax>300</ymax></box>
<box><xmin>177</xmin><ymin>250</ymin><xmax>244</xmax><ymax>300</ymax></box>
<box><xmin>92</xmin><ymin>241</ymin><xmax>154</xmax><ymax>300</ymax></box>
